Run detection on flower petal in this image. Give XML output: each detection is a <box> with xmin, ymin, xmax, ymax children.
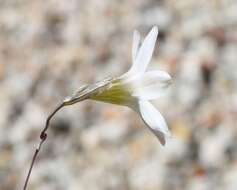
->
<box><xmin>131</xmin><ymin>70</ymin><xmax>172</xmax><ymax>100</ymax></box>
<box><xmin>132</xmin><ymin>30</ymin><xmax>140</xmax><ymax>62</ymax></box>
<box><xmin>121</xmin><ymin>26</ymin><xmax>158</xmax><ymax>79</ymax></box>
<box><xmin>137</xmin><ymin>100</ymin><xmax>170</xmax><ymax>145</ymax></box>
<box><xmin>133</xmin><ymin>26</ymin><xmax>158</xmax><ymax>73</ymax></box>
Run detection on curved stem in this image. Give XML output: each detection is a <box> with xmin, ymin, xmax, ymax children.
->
<box><xmin>23</xmin><ymin>103</ymin><xmax>65</xmax><ymax>190</ymax></box>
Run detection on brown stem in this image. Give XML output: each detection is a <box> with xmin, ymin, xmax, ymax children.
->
<box><xmin>23</xmin><ymin>103</ymin><xmax>65</xmax><ymax>190</ymax></box>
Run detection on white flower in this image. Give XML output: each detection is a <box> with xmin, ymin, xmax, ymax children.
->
<box><xmin>64</xmin><ymin>26</ymin><xmax>172</xmax><ymax>145</ymax></box>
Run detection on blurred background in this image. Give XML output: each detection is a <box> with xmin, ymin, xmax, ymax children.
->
<box><xmin>1</xmin><ymin>0</ymin><xmax>237</xmax><ymax>189</ymax></box>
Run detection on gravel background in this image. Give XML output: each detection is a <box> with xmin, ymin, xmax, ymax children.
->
<box><xmin>0</xmin><ymin>0</ymin><xmax>237</xmax><ymax>190</ymax></box>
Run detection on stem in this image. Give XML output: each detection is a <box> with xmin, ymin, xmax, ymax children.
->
<box><xmin>23</xmin><ymin>103</ymin><xmax>65</xmax><ymax>190</ymax></box>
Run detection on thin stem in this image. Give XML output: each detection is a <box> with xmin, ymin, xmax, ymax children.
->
<box><xmin>40</xmin><ymin>103</ymin><xmax>65</xmax><ymax>140</ymax></box>
<box><xmin>23</xmin><ymin>103</ymin><xmax>65</xmax><ymax>190</ymax></box>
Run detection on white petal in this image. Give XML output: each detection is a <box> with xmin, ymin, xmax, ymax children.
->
<box><xmin>132</xmin><ymin>30</ymin><xmax>140</xmax><ymax>62</ymax></box>
<box><xmin>132</xmin><ymin>26</ymin><xmax>158</xmax><ymax>73</ymax></box>
<box><xmin>121</xmin><ymin>26</ymin><xmax>158</xmax><ymax>79</ymax></box>
<box><xmin>133</xmin><ymin>70</ymin><xmax>172</xmax><ymax>86</ymax></box>
<box><xmin>131</xmin><ymin>70</ymin><xmax>172</xmax><ymax>100</ymax></box>
<box><xmin>137</xmin><ymin>100</ymin><xmax>170</xmax><ymax>145</ymax></box>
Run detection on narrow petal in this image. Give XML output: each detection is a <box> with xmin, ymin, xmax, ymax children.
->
<box><xmin>132</xmin><ymin>26</ymin><xmax>158</xmax><ymax>73</ymax></box>
<box><xmin>137</xmin><ymin>100</ymin><xmax>170</xmax><ymax>145</ymax></box>
<box><xmin>132</xmin><ymin>30</ymin><xmax>140</xmax><ymax>62</ymax></box>
<box><xmin>121</xmin><ymin>26</ymin><xmax>159</xmax><ymax>79</ymax></box>
<box><xmin>128</xmin><ymin>70</ymin><xmax>172</xmax><ymax>100</ymax></box>
<box><xmin>132</xmin><ymin>70</ymin><xmax>172</xmax><ymax>86</ymax></box>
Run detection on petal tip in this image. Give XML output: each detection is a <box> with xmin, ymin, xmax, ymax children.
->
<box><xmin>151</xmin><ymin>26</ymin><xmax>159</xmax><ymax>35</ymax></box>
<box><xmin>154</xmin><ymin>130</ymin><xmax>166</xmax><ymax>146</ymax></box>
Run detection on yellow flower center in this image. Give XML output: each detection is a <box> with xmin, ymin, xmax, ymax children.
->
<box><xmin>90</xmin><ymin>79</ymin><xmax>135</xmax><ymax>106</ymax></box>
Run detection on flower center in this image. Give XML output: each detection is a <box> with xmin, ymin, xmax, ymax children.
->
<box><xmin>90</xmin><ymin>79</ymin><xmax>136</xmax><ymax>106</ymax></box>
